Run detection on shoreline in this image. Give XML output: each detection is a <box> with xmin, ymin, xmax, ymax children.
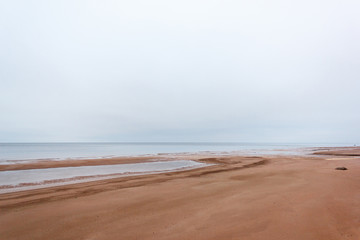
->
<box><xmin>1</xmin><ymin>147</ymin><xmax>360</xmax><ymax>239</ymax></box>
<box><xmin>1</xmin><ymin>147</ymin><xmax>359</xmax><ymax>193</ymax></box>
<box><xmin>0</xmin><ymin>161</ymin><xmax>211</xmax><ymax>194</ymax></box>
<box><xmin>0</xmin><ymin>146</ymin><xmax>322</xmax><ymax>171</ymax></box>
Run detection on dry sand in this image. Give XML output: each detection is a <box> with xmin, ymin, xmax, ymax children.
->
<box><xmin>1</xmin><ymin>148</ymin><xmax>360</xmax><ymax>240</ymax></box>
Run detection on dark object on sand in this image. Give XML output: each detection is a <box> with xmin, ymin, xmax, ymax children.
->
<box><xmin>335</xmin><ymin>167</ymin><xmax>347</xmax><ymax>170</ymax></box>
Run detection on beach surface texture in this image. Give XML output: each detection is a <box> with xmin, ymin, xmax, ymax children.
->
<box><xmin>1</xmin><ymin>147</ymin><xmax>360</xmax><ymax>240</ymax></box>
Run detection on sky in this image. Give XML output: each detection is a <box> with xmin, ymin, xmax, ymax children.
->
<box><xmin>0</xmin><ymin>0</ymin><xmax>359</xmax><ymax>143</ymax></box>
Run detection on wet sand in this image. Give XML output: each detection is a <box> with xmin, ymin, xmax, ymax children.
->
<box><xmin>313</xmin><ymin>147</ymin><xmax>360</xmax><ymax>157</ymax></box>
<box><xmin>0</xmin><ymin>156</ymin><xmax>157</xmax><ymax>171</ymax></box>
<box><xmin>1</xmin><ymin>148</ymin><xmax>360</xmax><ymax>240</ymax></box>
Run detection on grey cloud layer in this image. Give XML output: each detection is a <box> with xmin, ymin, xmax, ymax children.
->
<box><xmin>0</xmin><ymin>0</ymin><xmax>359</xmax><ymax>143</ymax></box>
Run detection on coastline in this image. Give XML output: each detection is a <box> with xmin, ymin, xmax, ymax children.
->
<box><xmin>0</xmin><ymin>147</ymin><xmax>314</xmax><ymax>193</ymax></box>
<box><xmin>1</xmin><ymin>147</ymin><xmax>360</xmax><ymax>239</ymax></box>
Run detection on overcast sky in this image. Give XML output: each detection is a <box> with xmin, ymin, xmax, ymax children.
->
<box><xmin>0</xmin><ymin>0</ymin><xmax>359</xmax><ymax>143</ymax></box>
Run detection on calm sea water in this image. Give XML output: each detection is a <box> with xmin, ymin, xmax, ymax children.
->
<box><xmin>0</xmin><ymin>142</ymin><xmax>350</xmax><ymax>163</ymax></box>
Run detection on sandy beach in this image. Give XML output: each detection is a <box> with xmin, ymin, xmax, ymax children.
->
<box><xmin>1</xmin><ymin>147</ymin><xmax>360</xmax><ymax>240</ymax></box>
<box><xmin>2</xmin><ymin>0</ymin><xmax>359</xmax><ymax>238</ymax></box>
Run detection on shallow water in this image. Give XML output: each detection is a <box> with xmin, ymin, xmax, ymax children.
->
<box><xmin>0</xmin><ymin>142</ymin><xmax>349</xmax><ymax>164</ymax></box>
<box><xmin>0</xmin><ymin>160</ymin><xmax>205</xmax><ymax>186</ymax></box>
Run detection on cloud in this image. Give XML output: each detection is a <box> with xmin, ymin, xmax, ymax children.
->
<box><xmin>0</xmin><ymin>0</ymin><xmax>359</xmax><ymax>143</ymax></box>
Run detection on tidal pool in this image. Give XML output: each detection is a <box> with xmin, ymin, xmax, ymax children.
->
<box><xmin>0</xmin><ymin>160</ymin><xmax>206</xmax><ymax>187</ymax></box>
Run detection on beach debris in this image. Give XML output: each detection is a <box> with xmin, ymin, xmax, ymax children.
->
<box><xmin>335</xmin><ymin>167</ymin><xmax>348</xmax><ymax>170</ymax></box>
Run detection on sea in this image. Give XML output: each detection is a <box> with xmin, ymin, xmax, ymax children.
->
<box><xmin>0</xmin><ymin>142</ymin><xmax>350</xmax><ymax>164</ymax></box>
